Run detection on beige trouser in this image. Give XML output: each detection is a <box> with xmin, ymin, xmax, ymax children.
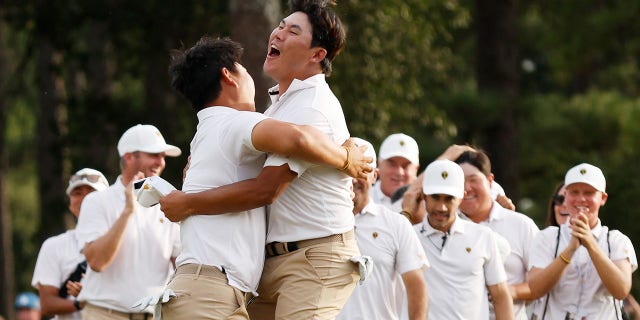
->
<box><xmin>161</xmin><ymin>263</ymin><xmax>249</xmax><ymax>320</ymax></box>
<box><xmin>248</xmin><ymin>235</ymin><xmax>360</xmax><ymax>320</ymax></box>
<box><xmin>83</xmin><ymin>303</ymin><xmax>152</xmax><ymax>320</ymax></box>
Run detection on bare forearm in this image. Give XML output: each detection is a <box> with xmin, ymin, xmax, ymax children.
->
<box><xmin>588</xmin><ymin>247</ymin><xmax>632</xmax><ymax>299</ymax></box>
<box><xmin>402</xmin><ymin>270</ymin><xmax>428</xmax><ymax>320</ymax></box>
<box><xmin>510</xmin><ymin>282</ymin><xmax>534</xmax><ymax>301</ymax></box>
<box><xmin>39</xmin><ymin>285</ymin><xmax>77</xmax><ymax>316</ymax></box>
<box><xmin>84</xmin><ymin>211</ymin><xmax>132</xmax><ymax>272</ymax></box>
<box><xmin>253</xmin><ymin>120</ymin><xmax>347</xmax><ymax>169</ymax></box>
<box><xmin>489</xmin><ymin>283</ymin><xmax>515</xmax><ymax>320</ymax></box>
<box><xmin>528</xmin><ymin>247</ymin><xmax>575</xmax><ymax>299</ymax></box>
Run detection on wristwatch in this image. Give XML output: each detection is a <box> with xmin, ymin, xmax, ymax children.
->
<box><xmin>73</xmin><ymin>300</ymin><xmax>82</xmax><ymax>311</ymax></box>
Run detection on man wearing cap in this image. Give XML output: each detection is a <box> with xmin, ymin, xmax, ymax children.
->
<box><xmin>75</xmin><ymin>124</ymin><xmax>181</xmax><ymax>319</ymax></box>
<box><xmin>15</xmin><ymin>292</ymin><xmax>41</xmax><ymax>320</ymax></box>
<box><xmin>337</xmin><ymin>138</ymin><xmax>428</xmax><ymax>320</ymax></box>
<box><xmin>372</xmin><ymin>133</ymin><xmax>420</xmax><ymax>212</ymax></box>
<box><xmin>408</xmin><ymin>159</ymin><xmax>514</xmax><ymax>319</ymax></box>
<box><xmin>32</xmin><ymin>168</ymin><xmax>109</xmax><ymax>320</ymax></box>
<box><xmin>453</xmin><ymin>149</ymin><xmax>539</xmax><ymax>319</ymax></box>
<box><xmin>527</xmin><ymin>163</ymin><xmax>637</xmax><ymax>319</ymax></box>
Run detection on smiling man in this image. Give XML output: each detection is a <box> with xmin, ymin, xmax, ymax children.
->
<box><xmin>371</xmin><ymin>133</ymin><xmax>420</xmax><ymax>212</ymax></box>
<box><xmin>410</xmin><ymin>159</ymin><xmax>514</xmax><ymax>319</ymax></box>
<box><xmin>527</xmin><ymin>163</ymin><xmax>637</xmax><ymax>319</ymax></box>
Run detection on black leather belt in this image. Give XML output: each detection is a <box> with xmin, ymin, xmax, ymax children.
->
<box><xmin>265</xmin><ymin>230</ymin><xmax>354</xmax><ymax>258</ymax></box>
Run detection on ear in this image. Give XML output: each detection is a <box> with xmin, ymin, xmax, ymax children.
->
<box><xmin>600</xmin><ymin>191</ymin><xmax>608</xmax><ymax>206</ymax></box>
<box><xmin>220</xmin><ymin>67</ymin><xmax>237</xmax><ymax>87</ymax></box>
<box><xmin>310</xmin><ymin>47</ymin><xmax>327</xmax><ymax>63</ymax></box>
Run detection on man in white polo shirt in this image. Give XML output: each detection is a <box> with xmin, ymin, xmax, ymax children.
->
<box><xmin>406</xmin><ymin>159</ymin><xmax>514</xmax><ymax>319</ymax></box>
<box><xmin>338</xmin><ymin>138</ymin><xmax>428</xmax><ymax>320</ymax></box>
<box><xmin>157</xmin><ymin>37</ymin><xmax>370</xmax><ymax>320</ymax></box>
<box><xmin>372</xmin><ymin>133</ymin><xmax>420</xmax><ymax>213</ymax></box>
<box><xmin>32</xmin><ymin>168</ymin><xmax>109</xmax><ymax>320</ymax></box>
<box><xmin>528</xmin><ymin>163</ymin><xmax>637</xmax><ymax>319</ymax></box>
<box><xmin>454</xmin><ymin>149</ymin><xmax>539</xmax><ymax>319</ymax></box>
<box><xmin>75</xmin><ymin>124</ymin><xmax>182</xmax><ymax>320</ymax></box>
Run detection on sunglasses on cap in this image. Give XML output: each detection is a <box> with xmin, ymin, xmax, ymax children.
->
<box><xmin>69</xmin><ymin>174</ymin><xmax>102</xmax><ymax>184</ymax></box>
<box><xmin>553</xmin><ymin>194</ymin><xmax>565</xmax><ymax>206</ymax></box>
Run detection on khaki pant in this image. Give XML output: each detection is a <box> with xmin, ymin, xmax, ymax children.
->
<box><xmin>161</xmin><ymin>264</ymin><xmax>249</xmax><ymax>320</ymax></box>
<box><xmin>248</xmin><ymin>238</ymin><xmax>360</xmax><ymax>320</ymax></box>
<box><xmin>83</xmin><ymin>303</ymin><xmax>152</xmax><ymax>320</ymax></box>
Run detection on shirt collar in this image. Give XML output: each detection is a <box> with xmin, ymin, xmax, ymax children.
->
<box><xmin>356</xmin><ymin>199</ymin><xmax>382</xmax><ymax>218</ymax></box>
<box><xmin>459</xmin><ymin>201</ymin><xmax>505</xmax><ymax>223</ymax></box>
<box><xmin>268</xmin><ymin>74</ymin><xmax>326</xmax><ymax>104</ymax></box>
<box><xmin>420</xmin><ymin>216</ymin><xmax>464</xmax><ymax>237</ymax></box>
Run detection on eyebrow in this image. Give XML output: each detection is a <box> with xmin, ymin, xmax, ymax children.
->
<box><xmin>280</xmin><ymin>19</ymin><xmax>303</xmax><ymax>33</ymax></box>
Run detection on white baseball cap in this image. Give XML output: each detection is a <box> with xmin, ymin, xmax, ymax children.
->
<box><xmin>565</xmin><ymin>163</ymin><xmax>606</xmax><ymax>192</ymax></box>
<box><xmin>352</xmin><ymin>137</ymin><xmax>377</xmax><ymax>169</ymax></box>
<box><xmin>66</xmin><ymin>168</ymin><xmax>109</xmax><ymax>196</ymax></box>
<box><xmin>422</xmin><ymin>159</ymin><xmax>465</xmax><ymax>198</ymax></box>
<box><xmin>379</xmin><ymin>133</ymin><xmax>419</xmax><ymax>165</ymax></box>
<box><xmin>117</xmin><ymin>124</ymin><xmax>181</xmax><ymax>157</ymax></box>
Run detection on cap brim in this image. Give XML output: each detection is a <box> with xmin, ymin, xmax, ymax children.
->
<box><xmin>423</xmin><ymin>185</ymin><xmax>463</xmax><ymax>199</ymax></box>
<box><xmin>139</xmin><ymin>144</ymin><xmax>182</xmax><ymax>157</ymax></box>
<box><xmin>379</xmin><ymin>152</ymin><xmax>419</xmax><ymax>165</ymax></box>
<box><xmin>66</xmin><ymin>181</ymin><xmax>108</xmax><ymax>196</ymax></box>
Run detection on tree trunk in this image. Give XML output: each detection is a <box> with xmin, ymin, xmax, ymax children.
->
<box><xmin>475</xmin><ymin>0</ymin><xmax>519</xmax><ymax>197</ymax></box>
<box><xmin>36</xmin><ymin>38</ymin><xmax>68</xmax><ymax>244</ymax></box>
<box><xmin>229</xmin><ymin>0</ymin><xmax>280</xmax><ymax>112</ymax></box>
<box><xmin>0</xmin><ymin>20</ymin><xmax>16</xmax><ymax>320</ymax></box>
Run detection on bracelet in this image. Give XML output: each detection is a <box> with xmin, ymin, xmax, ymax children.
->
<box><xmin>73</xmin><ymin>299</ymin><xmax>82</xmax><ymax>310</ymax></box>
<box><xmin>340</xmin><ymin>146</ymin><xmax>351</xmax><ymax>171</ymax></box>
<box><xmin>401</xmin><ymin>210</ymin><xmax>413</xmax><ymax>221</ymax></box>
<box><xmin>559</xmin><ymin>253</ymin><xmax>571</xmax><ymax>264</ymax></box>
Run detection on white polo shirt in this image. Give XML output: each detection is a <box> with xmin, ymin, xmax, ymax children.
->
<box><xmin>370</xmin><ymin>182</ymin><xmax>402</xmax><ymax>213</ymax></box>
<box><xmin>177</xmin><ymin>107</ymin><xmax>269</xmax><ymax>294</ymax></box>
<box><xmin>417</xmin><ymin>217</ymin><xmax>507</xmax><ymax>320</ymax></box>
<box><xmin>338</xmin><ymin>200</ymin><xmax>428</xmax><ymax>320</ymax></box>
<box><xmin>75</xmin><ymin>177</ymin><xmax>180</xmax><ymax>312</ymax></box>
<box><xmin>264</xmin><ymin>74</ymin><xmax>354</xmax><ymax>242</ymax></box>
<box><xmin>31</xmin><ymin>230</ymin><xmax>84</xmax><ymax>320</ymax></box>
<box><xmin>460</xmin><ymin>201</ymin><xmax>539</xmax><ymax>319</ymax></box>
<box><xmin>529</xmin><ymin>220</ymin><xmax>638</xmax><ymax>319</ymax></box>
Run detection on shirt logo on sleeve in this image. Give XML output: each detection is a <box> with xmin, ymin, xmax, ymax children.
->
<box><xmin>466</xmin><ymin>247</ymin><xmax>471</xmax><ymax>253</ymax></box>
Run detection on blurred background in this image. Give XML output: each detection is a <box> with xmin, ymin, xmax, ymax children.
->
<box><xmin>1</xmin><ymin>0</ymin><xmax>640</xmax><ymax>318</ymax></box>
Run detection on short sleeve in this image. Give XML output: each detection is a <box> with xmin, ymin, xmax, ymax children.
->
<box><xmin>31</xmin><ymin>238</ymin><xmax>63</xmax><ymax>288</ymax></box>
<box><xmin>75</xmin><ymin>192</ymin><xmax>111</xmax><ymax>248</ymax></box>
<box><xmin>484</xmin><ymin>230</ymin><xmax>508</xmax><ymax>286</ymax></box>
<box><xmin>528</xmin><ymin>227</ymin><xmax>559</xmax><ymax>271</ymax></box>
<box><xmin>610</xmin><ymin>230</ymin><xmax>638</xmax><ymax>271</ymax></box>
<box><xmin>395</xmin><ymin>216</ymin><xmax>429</xmax><ymax>274</ymax></box>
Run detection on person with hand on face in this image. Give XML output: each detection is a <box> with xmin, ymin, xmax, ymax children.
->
<box><xmin>157</xmin><ymin>36</ymin><xmax>371</xmax><ymax>320</ymax></box>
<box><xmin>337</xmin><ymin>138</ymin><xmax>428</xmax><ymax>320</ymax></box>
<box><xmin>372</xmin><ymin>133</ymin><xmax>420</xmax><ymax>212</ymax></box>
<box><xmin>409</xmin><ymin>159</ymin><xmax>514</xmax><ymax>319</ymax></box>
<box><xmin>74</xmin><ymin>124</ymin><xmax>181</xmax><ymax>319</ymax></box>
<box><xmin>453</xmin><ymin>149</ymin><xmax>539</xmax><ymax>319</ymax></box>
<box><xmin>528</xmin><ymin>163</ymin><xmax>637</xmax><ymax>319</ymax></box>
<box><xmin>31</xmin><ymin>168</ymin><xmax>109</xmax><ymax>320</ymax></box>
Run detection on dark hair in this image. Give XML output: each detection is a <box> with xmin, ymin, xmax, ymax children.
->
<box><xmin>169</xmin><ymin>36</ymin><xmax>243</xmax><ymax>112</ymax></box>
<box><xmin>454</xmin><ymin>149</ymin><xmax>492</xmax><ymax>177</ymax></box>
<box><xmin>545</xmin><ymin>182</ymin><xmax>565</xmax><ymax>227</ymax></box>
<box><xmin>289</xmin><ymin>0</ymin><xmax>346</xmax><ymax>76</ymax></box>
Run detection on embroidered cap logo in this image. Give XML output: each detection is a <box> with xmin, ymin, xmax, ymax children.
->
<box><xmin>580</xmin><ymin>168</ymin><xmax>587</xmax><ymax>175</ymax></box>
<box><xmin>441</xmin><ymin>171</ymin><xmax>448</xmax><ymax>180</ymax></box>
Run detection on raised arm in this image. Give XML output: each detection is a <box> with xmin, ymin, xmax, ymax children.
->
<box><xmin>251</xmin><ymin>119</ymin><xmax>372</xmax><ymax>179</ymax></box>
<box><xmin>84</xmin><ymin>183</ymin><xmax>136</xmax><ymax>272</ymax></box>
<box><xmin>572</xmin><ymin>213</ymin><xmax>632</xmax><ymax>299</ymax></box>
